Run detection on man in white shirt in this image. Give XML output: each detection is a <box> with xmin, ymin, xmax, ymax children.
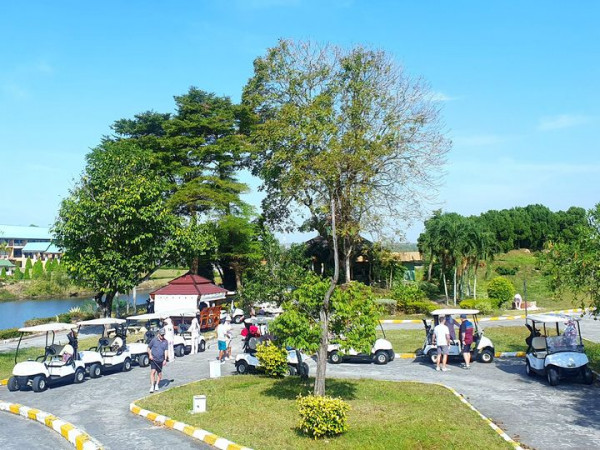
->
<box><xmin>433</xmin><ymin>316</ymin><xmax>451</xmax><ymax>372</ymax></box>
<box><xmin>163</xmin><ymin>317</ymin><xmax>175</xmax><ymax>362</ymax></box>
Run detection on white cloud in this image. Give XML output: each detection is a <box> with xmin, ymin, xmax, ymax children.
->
<box><xmin>430</xmin><ymin>91</ymin><xmax>458</xmax><ymax>102</ymax></box>
<box><xmin>537</xmin><ymin>114</ymin><xmax>594</xmax><ymax>131</ymax></box>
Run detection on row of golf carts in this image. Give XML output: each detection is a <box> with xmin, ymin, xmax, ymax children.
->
<box><xmin>7</xmin><ymin>309</ymin><xmax>207</xmax><ymax>393</ymax></box>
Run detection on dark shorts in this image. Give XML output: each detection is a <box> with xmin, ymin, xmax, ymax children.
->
<box><xmin>462</xmin><ymin>343</ymin><xmax>472</xmax><ymax>353</ymax></box>
<box><xmin>436</xmin><ymin>345</ymin><xmax>449</xmax><ymax>355</ymax></box>
<box><xmin>218</xmin><ymin>340</ymin><xmax>227</xmax><ymax>351</ymax></box>
<box><xmin>150</xmin><ymin>359</ymin><xmax>163</xmax><ymax>373</ymax></box>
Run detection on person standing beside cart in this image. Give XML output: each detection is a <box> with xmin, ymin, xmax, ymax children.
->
<box><xmin>433</xmin><ymin>316</ymin><xmax>451</xmax><ymax>372</ymax></box>
<box><xmin>163</xmin><ymin>317</ymin><xmax>175</xmax><ymax>362</ymax></box>
<box><xmin>459</xmin><ymin>314</ymin><xmax>474</xmax><ymax>369</ymax></box>
<box><xmin>190</xmin><ymin>311</ymin><xmax>201</xmax><ymax>354</ymax></box>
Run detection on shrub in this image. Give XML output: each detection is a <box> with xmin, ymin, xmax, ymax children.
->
<box><xmin>23</xmin><ymin>268</ymin><xmax>31</xmax><ymax>280</ymax></box>
<box><xmin>13</xmin><ymin>267</ymin><xmax>23</xmax><ymax>281</ymax></box>
<box><xmin>32</xmin><ymin>260</ymin><xmax>44</xmax><ymax>280</ymax></box>
<box><xmin>393</xmin><ymin>283</ymin><xmax>436</xmax><ymax>314</ymax></box>
<box><xmin>0</xmin><ymin>327</ymin><xmax>22</xmax><ymax>339</ymax></box>
<box><xmin>0</xmin><ymin>268</ymin><xmax>6</xmax><ymax>280</ymax></box>
<box><xmin>256</xmin><ymin>342</ymin><xmax>288</xmax><ymax>377</ymax></box>
<box><xmin>473</xmin><ymin>300</ymin><xmax>494</xmax><ymax>315</ymax></box>
<box><xmin>418</xmin><ymin>281</ymin><xmax>440</xmax><ymax>300</ymax></box>
<box><xmin>375</xmin><ymin>298</ymin><xmax>396</xmax><ymax>315</ymax></box>
<box><xmin>487</xmin><ymin>276</ymin><xmax>515</xmax><ymax>308</ymax></box>
<box><xmin>297</xmin><ymin>394</ymin><xmax>350</xmax><ymax>439</ymax></box>
<box><xmin>495</xmin><ymin>265</ymin><xmax>518</xmax><ymax>276</ymax></box>
<box><xmin>459</xmin><ymin>299</ymin><xmax>477</xmax><ymax>309</ymax></box>
<box><xmin>25</xmin><ymin>258</ymin><xmax>33</xmax><ymax>270</ymax></box>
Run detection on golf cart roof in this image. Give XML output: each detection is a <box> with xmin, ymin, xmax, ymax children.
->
<box><xmin>430</xmin><ymin>309</ymin><xmax>479</xmax><ymax>316</ymax></box>
<box><xmin>244</xmin><ymin>316</ymin><xmax>272</xmax><ymax>325</ymax></box>
<box><xmin>126</xmin><ymin>312</ymin><xmax>169</xmax><ymax>321</ymax></box>
<box><xmin>165</xmin><ymin>308</ymin><xmax>197</xmax><ymax>317</ymax></box>
<box><xmin>18</xmin><ymin>323</ymin><xmax>77</xmax><ymax>333</ymax></box>
<box><xmin>77</xmin><ymin>318</ymin><xmax>127</xmax><ymax>326</ymax></box>
<box><xmin>526</xmin><ymin>313</ymin><xmax>581</xmax><ymax>324</ymax></box>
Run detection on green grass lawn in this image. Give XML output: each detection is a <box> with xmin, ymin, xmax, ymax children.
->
<box><xmin>149</xmin><ymin>268</ymin><xmax>187</xmax><ymax>280</ymax></box>
<box><xmin>138</xmin><ymin>376</ymin><xmax>512</xmax><ymax>450</ymax></box>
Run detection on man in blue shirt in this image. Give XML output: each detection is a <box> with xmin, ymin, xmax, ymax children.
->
<box><xmin>148</xmin><ymin>328</ymin><xmax>169</xmax><ymax>392</ymax></box>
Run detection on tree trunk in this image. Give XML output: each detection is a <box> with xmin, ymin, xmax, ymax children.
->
<box><xmin>314</xmin><ymin>195</ymin><xmax>340</xmax><ymax>397</ymax></box>
<box><xmin>453</xmin><ymin>267</ymin><xmax>457</xmax><ymax>306</ymax></box>
<box><xmin>442</xmin><ymin>273</ymin><xmax>449</xmax><ymax>304</ymax></box>
<box><xmin>474</xmin><ymin>274</ymin><xmax>477</xmax><ymax>300</ymax></box>
<box><xmin>98</xmin><ymin>290</ymin><xmax>116</xmax><ymax>317</ymax></box>
<box><xmin>427</xmin><ymin>254</ymin><xmax>434</xmax><ymax>282</ymax></box>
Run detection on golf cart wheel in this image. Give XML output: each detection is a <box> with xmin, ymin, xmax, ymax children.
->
<box><xmin>74</xmin><ymin>368</ymin><xmax>85</xmax><ymax>384</ymax></box>
<box><xmin>582</xmin><ymin>366</ymin><xmax>595</xmax><ymax>385</ymax></box>
<box><xmin>287</xmin><ymin>365</ymin><xmax>297</xmax><ymax>376</ymax></box>
<box><xmin>547</xmin><ymin>366</ymin><xmax>560</xmax><ymax>386</ymax></box>
<box><xmin>123</xmin><ymin>357</ymin><xmax>132</xmax><ymax>372</ymax></box>
<box><xmin>7</xmin><ymin>376</ymin><xmax>19</xmax><ymax>392</ymax></box>
<box><xmin>525</xmin><ymin>360</ymin><xmax>535</xmax><ymax>377</ymax></box>
<box><xmin>90</xmin><ymin>363</ymin><xmax>102</xmax><ymax>378</ymax></box>
<box><xmin>479</xmin><ymin>349</ymin><xmax>494</xmax><ymax>363</ymax></box>
<box><xmin>176</xmin><ymin>345</ymin><xmax>185</xmax><ymax>357</ymax></box>
<box><xmin>236</xmin><ymin>360</ymin><xmax>249</xmax><ymax>375</ymax></box>
<box><xmin>198</xmin><ymin>341</ymin><xmax>206</xmax><ymax>352</ymax></box>
<box><xmin>374</xmin><ymin>350</ymin><xmax>390</xmax><ymax>365</ymax></box>
<box><xmin>328</xmin><ymin>351</ymin><xmax>342</xmax><ymax>364</ymax></box>
<box><xmin>32</xmin><ymin>375</ymin><xmax>47</xmax><ymax>392</ymax></box>
<box><xmin>139</xmin><ymin>354</ymin><xmax>150</xmax><ymax>367</ymax></box>
<box><xmin>427</xmin><ymin>349</ymin><xmax>438</xmax><ymax>365</ymax></box>
<box><xmin>234</xmin><ymin>315</ymin><xmax>244</xmax><ymax>324</ymax></box>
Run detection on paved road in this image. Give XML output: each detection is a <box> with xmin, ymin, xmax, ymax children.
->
<box><xmin>0</xmin><ymin>409</ymin><xmax>72</xmax><ymax>449</ymax></box>
<box><xmin>324</xmin><ymin>356</ymin><xmax>600</xmax><ymax>449</ymax></box>
<box><xmin>0</xmin><ymin>332</ymin><xmax>246</xmax><ymax>449</ymax></box>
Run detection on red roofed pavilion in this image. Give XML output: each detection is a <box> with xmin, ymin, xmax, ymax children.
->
<box><xmin>149</xmin><ymin>273</ymin><xmax>229</xmax><ymax>313</ymax></box>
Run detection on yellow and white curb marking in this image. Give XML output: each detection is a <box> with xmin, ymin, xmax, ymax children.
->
<box><xmin>437</xmin><ymin>383</ymin><xmax>523</xmax><ymax>449</ymax></box>
<box><xmin>0</xmin><ymin>378</ymin><xmax>7</xmax><ymax>386</ymax></box>
<box><xmin>381</xmin><ymin>307</ymin><xmax>591</xmax><ymax>325</ymax></box>
<box><xmin>130</xmin><ymin>402</ymin><xmax>252</xmax><ymax>450</ymax></box>
<box><xmin>0</xmin><ymin>401</ymin><xmax>103</xmax><ymax>450</ymax></box>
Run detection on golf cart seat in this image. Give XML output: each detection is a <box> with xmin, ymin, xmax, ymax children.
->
<box><xmin>532</xmin><ymin>336</ymin><xmax>547</xmax><ymax>358</ymax></box>
<box><xmin>48</xmin><ymin>345</ymin><xmax>75</xmax><ymax>367</ymax></box>
<box><xmin>102</xmin><ymin>337</ymin><xmax>124</xmax><ymax>356</ymax></box>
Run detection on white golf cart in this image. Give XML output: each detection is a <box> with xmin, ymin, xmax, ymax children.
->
<box><xmin>525</xmin><ymin>313</ymin><xmax>594</xmax><ymax>386</ymax></box>
<box><xmin>77</xmin><ymin>318</ymin><xmax>134</xmax><ymax>375</ymax></box>
<box><xmin>219</xmin><ymin>299</ymin><xmax>245</xmax><ymax>324</ymax></box>
<box><xmin>8</xmin><ymin>323</ymin><xmax>86</xmax><ymax>392</ymax></box>
<box><xmin>235</xmin><ymin>317</ymin><xmax>310</xmax><ymax>377</ymax></box>
<box><xmin>327</xmin><ymin>322</ymin><xmax>395</xmax><ymax>365</ymax></box>
<box><xmin>126</xmin><ymin>311</ymin><xmax>188</xmax><ymax>358</ymax></box>
<box><xmin>169</xmin><ymin>309</ymin><xmax>207</xmax><ymax>354</ymax></box>
<box><xmin>420</xmin><ymin>309</ymin><xmax>495</xmax><ymax>364</ymax></box>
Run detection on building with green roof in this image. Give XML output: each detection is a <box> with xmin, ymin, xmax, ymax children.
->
<box><xmin>0</xmin><ymin>224</ymin><xmax>61</xmax><ymax>268</ymax></box>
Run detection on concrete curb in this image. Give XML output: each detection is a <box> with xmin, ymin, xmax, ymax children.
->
<box><xmin>0</xmin><ymin>400</ymin><xmax>104</xmax><ymax>450</ymax></box>
<box><xmin>130</xmin><ymin>402</ymin><xmax>252</xmax><ymax>450</ymax></box>
<box><xmin>0</xmin><ymin>378</ymin><xmax>7</xmax><ymax>386</ymax></box>
<box><xmin>436</xmin><ymin>383</ymin><xmax>523</xmax><ymax>449</ymax></box>
<box><xmin>381</xmin><ymin>307</ymin><xmax>590</xmax><ymax>325</ymax></box>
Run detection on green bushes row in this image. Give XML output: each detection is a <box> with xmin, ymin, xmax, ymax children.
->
<box><xmin>297</xmin><ymin>394</ymin><xmax>350</xmax><ymax>438</ymax></box>
<box><xmin>392</xmin><ymin>283</ymin><xmax>438</xmax><ymax>314</ymax></box>
<box><xmin>0</xmin><ymin>327</ymin><xmax>21</xmax><ymax>339</ymax></box>
<box><xmin>495</xmin><ymin>265</ymin><xmax>518</xmax><ymax>276</ymax></box>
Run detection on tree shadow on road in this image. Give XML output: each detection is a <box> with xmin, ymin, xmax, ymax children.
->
<box><xmin>261</xmin><ymin>376</ymin><xmax>358</xmax><ymax>401</ymax></box>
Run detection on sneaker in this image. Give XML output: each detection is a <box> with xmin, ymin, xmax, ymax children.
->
<box><xmin>221</xmin><ymin>360</ymin><xmax>226</xmax><ymax>364</ymax></box>
<box><xmin>149</xmin><ymin>386</ymin><xmax>155</xmax><ymax>393</ymax></box>
<box><xmin>465</xmin><ymin>365</ymin><xmax>471</xmax><ymax>369</ymax></box>
<box><xmin>442</xmin><ymin>367</ymin><xmax>450</xmax><ymax>372</ymax></box>
<box><xmin>154</xmin><ymin>384</ymin><xmax>159</xmax><ymax>391</ymax></box>
<box><xmin>435</xmin><ymin>367</ymin><xmax>441</xmax><ymax>371</ymax></box>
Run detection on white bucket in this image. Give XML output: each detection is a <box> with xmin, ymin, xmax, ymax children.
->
<box><xmin>209</xmin><ymin>360</ymin><xmax>221</xmax><ymax>378</ymax></box>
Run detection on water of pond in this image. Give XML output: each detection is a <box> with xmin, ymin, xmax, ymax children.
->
<box><xmin>0</xmin><ymin>291</ymin><xmax>150</xmax><ymax>330</ymax></box>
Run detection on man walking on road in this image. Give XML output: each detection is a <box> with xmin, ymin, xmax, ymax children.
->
<box><xmin>148</xmin><ymin>328</ymin><xmax>168</xmax><ymax>392</ymax></box>
<box><xmin>433</xmin><ymin>316</ymin><xmax>451</xmax><ymax>372</ymax></box>
<box><xmin>459</xmin><ymin>314</ymin><xmax>474</xmax><ymax>369</ymax></box>
<box><xmin>190</xmin><ymin>311</ymin><xmax>201</xmax><ymax>354</ymax></box>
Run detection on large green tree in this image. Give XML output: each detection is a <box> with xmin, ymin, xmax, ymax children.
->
<box><xmin>542</xmin><ymin>203</ymin><xmax>600</xmax><ymax>312</ymax></box>
<box><xmin>54</xmin><ymin>140</ymin><xmax>215</xmax><ymax>316</ymax></box>
<box><xmin>243</xmin><ymin>40</ymin><xmax>449</xmax><ymax>395</ymax></box>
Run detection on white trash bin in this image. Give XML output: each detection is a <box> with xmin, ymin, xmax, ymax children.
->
<box><xmin>193</xmin><ymin>395</ymin><xmax>206</xmax><ymax>413</ymax></box>
<box><xmin>209</xmin><ymin>360</ymin><xmax>221</xmax><ymax>378</ymax></box>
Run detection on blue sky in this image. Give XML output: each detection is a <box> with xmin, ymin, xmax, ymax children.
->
<box><xmin>1</xmin><ymin>1</ymin><xmax>598</xmax><ymax>243</ymax></box>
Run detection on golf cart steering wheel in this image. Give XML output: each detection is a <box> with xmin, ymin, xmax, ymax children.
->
<box><xmin>45</xmin><ymin>345</ymin><xmax>56</xmax><ymax>355</ymax></box>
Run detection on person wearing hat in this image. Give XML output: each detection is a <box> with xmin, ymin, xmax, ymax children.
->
<box><xmin>147</xmin><ymin>328</ymin><xmax>168</xmax><ymax>392</ymax></box>
<box><xmin>459</xmin><ymin>314</ymin><xmax>474</xmax><ymax>369</ymax></box>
